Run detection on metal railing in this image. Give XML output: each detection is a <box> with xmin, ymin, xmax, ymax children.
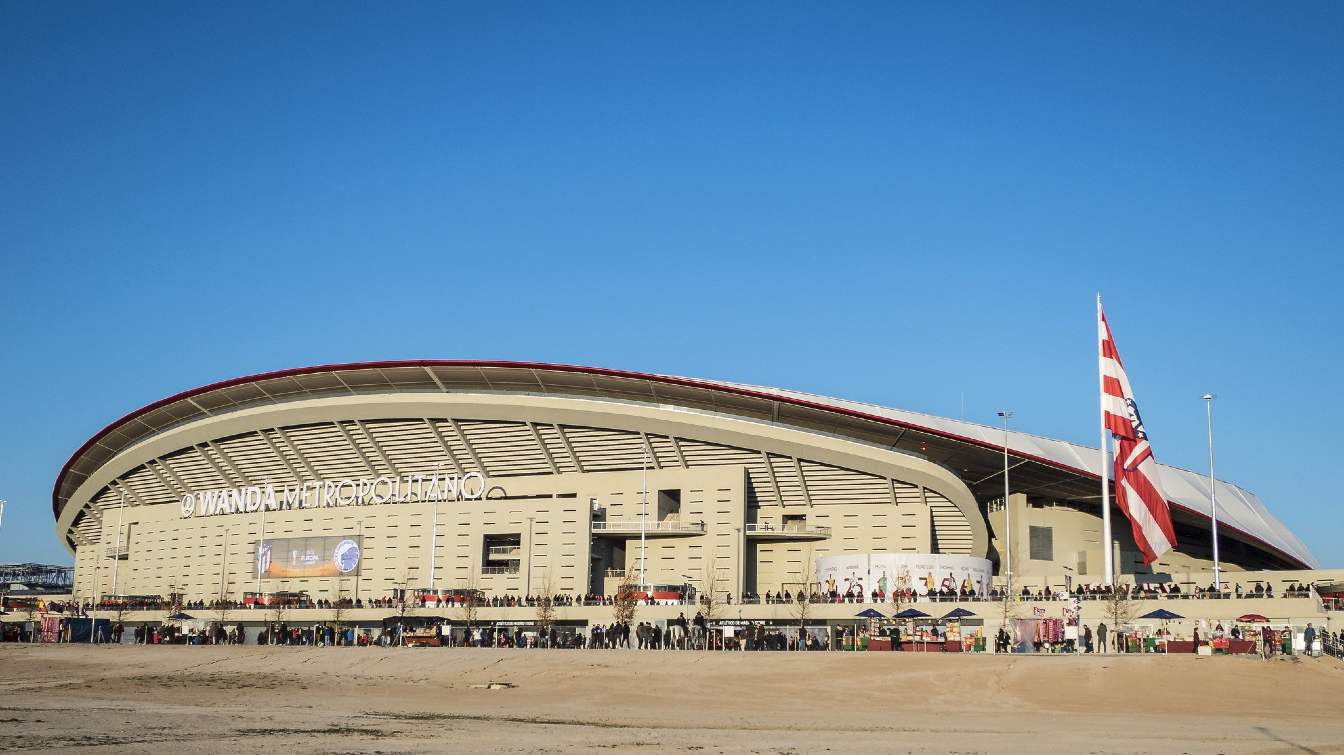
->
<box><xmin>480</xmin><ymin>565</ymin><xmax>520</xmax><ymax>575</ymax></box>
<box><xmin>487</xmin><ymin>545</ymin><xmax>521</xmax><ymax>558</ymax></box>
<box><xmin>105</xmin><ymin>544</ymin><xmax>129</xmax><ymax>559</ymax></box>
<box><xmin>744</xmin><ymin>523</ymin><xmax>831</xmax><ymax>536</ymax></box>
<box><xmin>591</xmin><ymin>520</ymin><xmax>706</xmax><ymax>534</ymax></box>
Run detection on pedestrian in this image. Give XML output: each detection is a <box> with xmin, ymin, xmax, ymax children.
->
<box><xmin>1304</xmin><ymin>623</ymin><xmax>1316</xmax><ymax>658</ymax></box>
<box><xmin>1083</xmin><ymin>625</ymin><xmax>1093</xmax><ymax>653</ymax></box>
<box><xmin>1097</xmin><ymin>622</ymin><xmax>1108</xmax><ymax>654</ymax></box>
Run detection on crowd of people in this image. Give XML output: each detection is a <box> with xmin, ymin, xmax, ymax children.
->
<box><xmin>990</xmin><ymin>580</ymin><xmax>1320</xmax><ymax>602</ymax></box>
<box><xmin>26</xmin><ymin>578</ymin><xmax>1328</xmax><ymax>622</ymax></box>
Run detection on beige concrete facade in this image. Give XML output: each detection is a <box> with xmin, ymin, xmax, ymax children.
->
<box><xmin>64</xmin><ymin>393</ymin><xmax>980</xmax><ymax>604</ymax></box>
<box><xmin>54</xmin><ymin>362</ymin><xmax>1316</xmax><ymax>608</ymax></box>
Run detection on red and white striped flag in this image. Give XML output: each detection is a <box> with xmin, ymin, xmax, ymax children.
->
<box><xmin>1099</xmin><ymin>303</ymin><xmax>1177</xmax><ymax>564</ymax></box>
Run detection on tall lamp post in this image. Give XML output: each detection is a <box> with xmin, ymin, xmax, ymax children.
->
<box><xmin>428</xmin><ymin>463</ymin><xmax>443</xmax><ymax>594</ymax></box>
<box><xmin>1203</xmin><ymin>394</ymin><xmax>1221</xmax><ymax>592</ymax></box>
<box><xmin>109</xmin><ymin>493</ymin><xmax>125</xmax><ymax>597</ymax></box>
<box><xmin>639</xmin><ymin>441</ymin><xmax>649</xmax><ymax>592</ymax></box>
<box><xmin>0</xmin><ymin>500</ymin><xmax>6</xmax><ymax>616</ymax></box>
<box><xmin>997</xmin><ymin>411</ymin><xmax>1014</xmax><ymax>580</ymax></box>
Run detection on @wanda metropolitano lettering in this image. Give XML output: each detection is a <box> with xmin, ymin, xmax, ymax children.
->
<box><xmin>179</xmin><ymin>471</ymin><xmax>487</xmax><ymax>518</ymax></box>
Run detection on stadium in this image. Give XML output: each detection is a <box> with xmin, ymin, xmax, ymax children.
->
<box><xmin>49</xmin><ymin>359</ymin><xmax>1324</xmax><ymax>610</ymax></box>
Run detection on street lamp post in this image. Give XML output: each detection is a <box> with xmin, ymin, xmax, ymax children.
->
<box><xmin>428</xmin><ymin>463</ymin><xmax>443</xmax><ymax>594</ymax></box>
<box><xmin>639</xmin><ymin>441</ymin><xmax>648</xmax><ymax>592</ymax></box>
<box><xmin>1203</xmin><ymin>394</ymin><xmax>1221</xmax><ymax>592</ymax></box>
<box><xmin>997</xmin><ymin>411</ymin><xmax>1014</xmax><ymax>580</ymax></box>
<box><xmin>109</xmin><ymin>493</ymin><xmax>125</xmax><ymax>597</ymax></box>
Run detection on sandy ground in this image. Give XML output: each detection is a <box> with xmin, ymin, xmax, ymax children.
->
<box><xmin>0</xmin><ymin>645</ymin><xmax>1341</xmax><ymax>754</ymax></box>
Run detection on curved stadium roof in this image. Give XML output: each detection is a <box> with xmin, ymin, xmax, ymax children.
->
<box><xmin>53</xmin><ymin>360</ymin><xmax>1316</xmax><ymax>569</ymax></box>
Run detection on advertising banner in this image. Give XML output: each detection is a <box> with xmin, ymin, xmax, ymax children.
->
<box><xmin>256</xmin><ymin>536</ymin><xmax>363</xmax><ymax>579</ymax></box>
<box><xmin>816</xmin><ymin>553</ymin><xmax>871</xmax><ymax>600</ymax></box>
<box><xmin>816</xmin><ymin>553</ymin><xmax>993</xmax><ymax>599</ymax></box>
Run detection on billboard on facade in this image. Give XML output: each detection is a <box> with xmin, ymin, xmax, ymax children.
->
<box><xmin>255</xmin><ymin>535</ymin><xmax>363</xmax><ymax>579</ymax></box>
<box><xmin>816</xmin><ymin>553</ymin><xmax>993</xmax><ymax>599</ymax></box>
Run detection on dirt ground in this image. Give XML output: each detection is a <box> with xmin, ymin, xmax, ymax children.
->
<box><xmin>0</xmin><ymin>644</ymin><xmax>1341</xmax><ymax>754</ymax></box>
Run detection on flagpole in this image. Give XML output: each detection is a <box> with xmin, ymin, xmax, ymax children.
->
<box><xmin>1098</xmin><ymin>294</ymin><xmax>1114</xmax><ymax>586</ymax></box>
<box><xmin>1203</xmin><ymin>394</ymin><xmax>1221</xmax><ymax>592</ymax></box>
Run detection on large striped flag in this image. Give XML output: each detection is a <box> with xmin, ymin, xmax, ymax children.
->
<box><xmin>1099</xmin><ymin>302</ymin><xmax>1177</xmax><ymax>564</ymax></box>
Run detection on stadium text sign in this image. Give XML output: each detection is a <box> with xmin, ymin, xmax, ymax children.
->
<box><xmin>180</xmin><ymin>471</ymin><xmax>487</xmax><ymax>518</ymax></box>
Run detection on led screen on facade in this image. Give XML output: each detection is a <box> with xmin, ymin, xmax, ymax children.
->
<box><xmin>255</xmin><ymin>535</ymin><xmax>363</xmax><ymax>579</ymax></box>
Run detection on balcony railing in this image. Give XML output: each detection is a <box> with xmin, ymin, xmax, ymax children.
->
<box><xmin>487</xmin><ymin>545</ymin><xmax>521</xmax><ymax>559</ymax></box>
<box><xmin>480</xmin><ymin>565</ymin><xmax>520</xmax><ymax>575</ymax></box>
<box><xmin>105</xmin><ymin>544</ymin><xmax>129</xmax><ymax>559</ymax></box>
<box><xmin>591</xmin><ymin>520</ymin><xmax>706</xmax><ymax>534</ymax></box>
<box><xmin>744</xmin><ymin>523</ymin><xmax>831</xmax><ymax>537</ymax></box>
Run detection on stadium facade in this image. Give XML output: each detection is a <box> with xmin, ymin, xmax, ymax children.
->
<box><xmin>52</xmin><ymin>360</ymin><xmax>1318</xmax><ymax>606</ymax></box>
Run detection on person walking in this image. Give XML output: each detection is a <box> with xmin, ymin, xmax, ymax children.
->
<box><xmin>1097</xmin><ymin>622</ymin><xmax>1108</xmax><ymax>654</ymax></box>
<box><xmin>1303</xmin><ymin>623</ymin><xmax>1316</xmax><ymax>658</ymax></box>
<box><xmin>1083</xmin><ymin>625</ymin><xmax>1093</xmax><ymax>653</ymax></box>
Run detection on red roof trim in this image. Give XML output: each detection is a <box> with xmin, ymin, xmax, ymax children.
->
<box><xmin>51</xmin><ymin>359</ymin><xmax>1310</xmax><ymax>568</ymax></box>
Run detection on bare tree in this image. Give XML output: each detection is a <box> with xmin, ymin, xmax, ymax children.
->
<box><xmin>161</xmin><ymin>583</ymin><xmax>188</xmax><ymax>644</ymax></box>
<box><xmin>698</xmin><ymin>563</ymin><xmax>728</xmax><ymax>649</ymax></box>
<box><xmin>266</xmin><ymin>600</ymin><xmax>287</xmax><ymax>645</ymax></box>
<box><xmin>1104</xmin><ymin>581</ymin><xmax>1137</xmax><ymax>632</ymax></box>
<box><xmin>998</xmin><ymin>575</ymin><xmax>1023</xmax><ymax>624</ymax></box>
<box><xmin>535</xmin><ymin>570</ymin><xmax>558</xmax><ymax>647</ymax></box>
<box><xmin>22</xmin><ymin>599</ymin><xmax>41</xmax><ymax>643</ymax></box>
<box><xmin>611</xmin><ymin>566</ymin><xmax>640</xmax><ymax>628</ymax></box>
<box><xmin>455</xmin><ymin>570</ymin><xmax>482</xmax><ymax>646</ymax></box>
<box><xmin>790</xmin><ymin>549</ymin><xmax>818</xmax><ymax>650</ymax></box>
<box><xmin>210</xmin><ymin>598</ymin><xmax>231</xmax><ymax>644</ymax></box>
<box><xmin>392</xmin><ymin>572</ymin><xmax>412</xmax><ymax>646</ymax></box>
<box><xmin>330</xmin><ymin>583</ymin><xmax>350</xmax><ymax>646</ymax></box>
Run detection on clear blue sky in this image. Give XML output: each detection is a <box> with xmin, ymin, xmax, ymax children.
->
<box><xmin>2</xmin><ymin>3</ymin><xmax>1340</xmax><ymax>567</ymax></box>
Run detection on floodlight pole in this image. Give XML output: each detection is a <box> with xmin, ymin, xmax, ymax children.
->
<box><xmin>219</xmin><ymin>528</ymin><xmax>230</xmax><ymax>602</ymax></box>
<box><xmin>428</xmin><ymin>463</ymin><xmax>443</xmax><ymax>594</ymax></box>
<box><xmin>0</xmin><ymin>501</ymin><xmax>5</xmax><ymax>622</ymax></box>
<box><xmin>1203</xmin><ymin>394</ymin><xmax>1221</xmax><ymax>592</ymax></box>
<box><xmin>997</xmin><ymin>411</ymin><xmax>1014</xmax><ymax>579</ymax></box>
<box><xmin>255</xmin><ymin>497</ymin><xmax>267</xmax><ymax>599</ymax></box>
<box><xmin>109</xmin><ymin>493</ymin><xmax>125</xmax><ymax>597</ymax></box>
<box><xmin>640</xmin><ymin>441</ymin><xmax>648</xmax><ymax>592</ymax></box>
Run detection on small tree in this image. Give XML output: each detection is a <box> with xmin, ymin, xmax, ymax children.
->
<box><xmin>210</xmin><ymin>599</ymin><xmax>231</xmax><ymax>643</ymax></box>
<box><xmin>698</xmin><ymin>563</ymin><xmax>728</xmax><ymax>649</ymax></box>
<box><xmin>22</xmin><ymin>599</ymin><xmax>41</xmax><ymax>644</ymax></box>
<box><xmin>330</xmin><ymin>584</ymin><xmax>350</xmax><ymax>646</ymax></box>
<box><xmin>611</xmin><ymin>566</ymin><xmax>640</xmax><ymax>645</ymax></box>
<box><xmin>162</xmin><ymin>584</ymin><xmax>187</xmax><ymax>644</ymax></box>
<box><xmin>791</xmin><ymin>549</ymin><xmax>818</xmax><ymax>650</ymax></box>
<box><xmin>456</xmin><ymin>570</ymin><xmax>482</xmax><ymax>646</ymax></box>
<box><xmin>1104</xmin><ymin>581</ymin><xmax>1138</xmax><ymax>634</ymax></box>
<box><xmin>392</xmin><ymin>573</ymin><xmax>413</xmax><ymax>646</ymax></box>
<box><xmin>535</xmin><ymin>571</ymin><xmax>558</xmax><ymax>647</ymax></box>
<box><xmin>267</xmin><ymin>600</ymin><xmax>287</xmax><ymax>645</ymax></box>
<box><xmin>993</xmin><ymin>575</ymin><xmax>1026</xmax><ymax>652</ymax></box>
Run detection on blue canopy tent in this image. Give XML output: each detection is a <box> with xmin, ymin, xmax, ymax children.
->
<box><xmin>1140</xmin><ymin>609</ymin><xmax>1184</xmax><ymax>620</ymax></box>
<box><xmin>854</xmin><ymin>608</ymin><xmax>885</xmax><ymax>619</ymax></box>
<box><xmin>942</xmin><ymin>607</ymin><xmax>976</xmax><ymax>619</ymax></box>
<box><xmin>893</xmin><ymin>608</ymin><xmax>930</xmax><ymax>619</ymax></box>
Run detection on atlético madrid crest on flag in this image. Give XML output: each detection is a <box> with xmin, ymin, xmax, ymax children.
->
<box><xmin>256</xmin><ymin>542</ymin><xmax>273</xmax><ymax>577</ymax></box>
<box><xmin>1098</xmin><ymin>297</ymin><xmax>1178</xmax><ymax>565</ymax></box>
